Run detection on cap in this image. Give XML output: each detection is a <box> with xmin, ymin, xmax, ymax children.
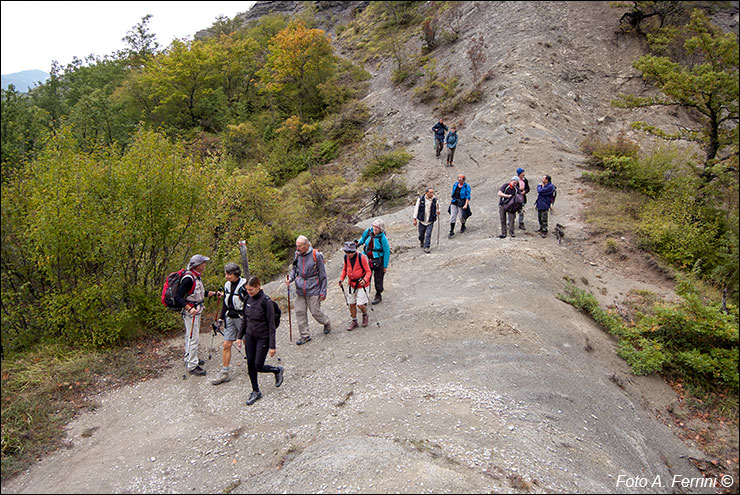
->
<box><xmin>343</xmin><ymin>241</ymin><xmax>357</xmax><ymax>253</ymax></box>
<box><xmin>188</xmin><ymin>254</ymin><xmax>210</xmax><ymax>270</ymax></box>
<box><xmin>516</xmin><ymin>168</ymin><xmax>525</xmax><ymax>175</ymax></box>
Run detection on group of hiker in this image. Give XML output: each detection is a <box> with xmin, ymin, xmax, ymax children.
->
<box><xmin>174</xmin><ymin>117</ymin><xmax>557</xmax><ymax>406</ymax></box>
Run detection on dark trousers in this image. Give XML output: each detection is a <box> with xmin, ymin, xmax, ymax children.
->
<box><xmin>435</xmin><ymin>138</ymin><xmax>443</xmax><ymax>156</ymax></box>
<box><xmin>538</xmin><ymin>209</ymin><xmax>549</xmax><ymax>232</ymax></box>
<box><xmin>371</xmin><ymin>261</ymin><xmax>384</xmax><ymax>295</ymax></box>
<box><xmin>418</xmin><ymin>221</ymin><xmax>435</xmax><ymax>249</ymax></box>
<box><xmin>244</xmin><ymin>334</ymin><xmax>279</xmax><ymax>392</ymax></box>
<box><xmin>446</xmin><ymin>147</ymin><xmax>456</xmax><ymax>165</ymax></box>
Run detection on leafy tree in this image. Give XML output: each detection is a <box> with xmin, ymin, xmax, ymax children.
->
<box><xmin>257</xmin><ymin>20</ymin><xmax>336</xmax><ymax>118</ymax></box>
<box><xmin>1</xmin><ymin>87</ymin><xmax>48</xmax><ymax>182</ymax></box>
<box><xmin>120</xmin><ymin>14</ymin><xmax>160</xmax><ymax>69</ymax></box>
<box><xmin>614</xmin><ymin>10</ymin><xmax>739</xmax><ymax>168</ymax></box>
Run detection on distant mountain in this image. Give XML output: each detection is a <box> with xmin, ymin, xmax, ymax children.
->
<box><xmin>1</xmin><ymin>70</ymin><xmax>49</xmax><ymax>92</ymax></box>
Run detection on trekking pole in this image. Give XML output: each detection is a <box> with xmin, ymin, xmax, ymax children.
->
<box><xmin>339</xmin><ymin>281</ymin><xmax>350</xmax><ymax>307</ymax></box>
<box><xmin>287</xmin><ymin>284</ymin><xmax>293</xmax><ymax>343</ymax></box>
<box><xmin>361</xmin><ymin>285</ymin><xmax>380</xmax><ymax>327</ymax></box>
<box><xmin>436</xmin><ymin>219</ymin><xmax>440</xmax><ymax>247</ymax></box>
<box><xmin>208</xmin><ymin>293</ymin><xmax>222</xmax><ymax>360</ymax></box>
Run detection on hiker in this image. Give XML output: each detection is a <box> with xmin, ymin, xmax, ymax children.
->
<box><xmin>432</xmin><ymin>118</ymin><xmax>448</xmax><ymax>158</ymax></box>
<box><xmin>516</xmin><ymin>167</ymin><xmax>530</xmax><ymax>230</ymax></box>
<box><xmin>177</xmin><ymin>254</ymin><xmax>222</xmax><ymax>377</ymax></box>
<box><xmin>338</xmin><ymin>241</ymin><xmax>372</xmax><ymax>330</ymax></box>
<box><xmin>497</xmin><ymin>176</ymin><xmax>522</xmax><ymax>238</ymax></box>
<box><xmin>535</xmin><ymin>174</ymin><xmax>556</xmax><ymax>238</ymax></box>
<box><xmin>238</xmin><ymin>276</ymin><xmax>284</xmax><ymax>405</ymax></box>
<box><xmin>445</xmin><ymin>125</ymin><xmax>458</xmax><ymax>167</ymax></box>
<box><xmin>413</xmin><ymin>187</ymin><xmax>440</xmax><ymax>253</ymax></box>
<box><xmin>284</xmin><ymin>235</ymin><xmax>331</xmax><ymax>346</ymax></box>
<box><xmin>211</xmin><ymin>263</ymin><xmax>247</xmax><ymax>385</ymax></box>
<box><xmin>355</xmin><ymin>219</ymin><xmax>390</xmax><ymax>305</ymax></box>
<box><xmin>448</xmin><ymin>174</ymin><xmax>471</xmax><ymax>238</ymax></box>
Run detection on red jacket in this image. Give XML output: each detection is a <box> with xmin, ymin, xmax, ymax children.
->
<box><xmin>340</xmin><ymin>252</ymin><xmax>371</xmax><ymax>289</ymax></box>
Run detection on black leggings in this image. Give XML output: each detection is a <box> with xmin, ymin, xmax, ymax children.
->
<box><xmin>244</xmin><ymin>335</ymin><xmax>279</xmax><ymax>392</ymax></box>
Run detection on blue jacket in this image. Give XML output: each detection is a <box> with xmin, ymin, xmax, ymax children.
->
<box><xmin>451</xmin><ymin>181</ymin><xmax>471</xmax><ymax>201</ymax></box>
<box><xmin>432</xmin><ymin>122</ymin><xmax>448</xmax><ymax>139</ymax></box>
<box><xmin>446</xmin><ymin>132</ymin><xmax>458</xmax><ymax>149</ymax></box>
<box><xmin>535</xmin><ymin>183</ymin><xmax>556</xmax><ymax>210</ymax></box>
<box><xmin>357</xmin><ymin>227</ymin><xmax>390</xmax><ymax>269</ymax></box>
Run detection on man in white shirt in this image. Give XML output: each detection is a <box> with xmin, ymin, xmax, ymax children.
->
<box><xmin>413</xmin><ymin>187</ymin><xmax>441</xmax><ymax>253</ymax></box>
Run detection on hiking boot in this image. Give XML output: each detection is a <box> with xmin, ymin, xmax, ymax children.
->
<box><xmin>448</xmin><ymin>231</ymin><xmax>455</xmax><ymax>238</ymax></box>
<box><xmin>323</xmin><ymin>323</ymin><xmax>332</xmax><ymax>335</ymax></box>
<box><xmin>188</xmin><ymin>366</ymin><xmax>206</xmax><ymax>376</ymax></box>
<box><xmin>498</xmin><ymin>234</ymin><xmax>507</xmax><ymax>238</ymax></box>
<box><xmin>295</xmin><ymin>336</ymin><xmax>312</xmax><ymax>345</ymax></box>
<box><xmin>246</xmin><ymin>391</ymin><xmax>262</xmax><ymax>406</ymax></box>
<box><xmin>347</xmin><ymin>319</ymin><xmax>359</xmax><ymax>331</ymax></box>
<box><xmin>541</xmin><ymin>231</ymin><xmax>548</xmax><ymax>238</ymax></box>
<box><xmin>274</xmin><ymin>366</ymin><xmax>284</xmax><ymax>388</ymax></box>
<box><xmin>361</xmin><ymin>313</ymin><xmax>369</xmax><ymax>327</ymax></box>
<box><xmin>372</xmin><ymin>293</ymin><xmax>382</xmax><ymax>305</ymax></box>
<box><xmin>198</xmin><ymin>359</ymin><xmax>205</xmax><ymax>366</ymax></box>
<box><xmin>510</xmin><ymin>232</ymin><xmax>516</xmax><ymax>238</ymax></box>
<box><xmin>460</xmin><ymin>223</ymin><xmax>466</xmax><ymax>233</ymax></box>
<box><xmin>420</xmin><ymin>240</ymin><xmax>424</xmax><ymax>248</ymax></box>
<box><xmin>211</xmin><ymin>371</ymin><xmax>231</xmax><ymax>385</ymax></box>
<box><xmin>424</xmin><ymin>248</ymin><xmax>430</xmax><ymax>254</ymax></box>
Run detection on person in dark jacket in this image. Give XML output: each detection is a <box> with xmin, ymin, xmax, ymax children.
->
<box><xmin>413</xmin><ymin>187</ymin><xmax>440</xmax><ymax>253</ymax></box>
<box><xmin>535</xmin><ymin>175</ymin><xmax>556</xmax><ymax>237</ymax></box>
<box><xmin>445</xmin><ymin>125</ymin><xmax>458</xmax><ymax>167</ymax></box>
<box><xmin>432</xmin><ymin>118</ymin><xmax>448</xmax><ymax>158</ymax></box>
<box><xmin>177</xmin><ymin>254</ymin><xmax>222</xmax><ymax>377</ymax></box>
<box><xmin>497</xmin><ymin>177</ymin><xmax>521</xmax><ymax>238</ymax></box>
<box><xmin>238</xmin><ymin>276</ymin><xmax>284</xmax><ymax>405</ymax></box>
<box><xmin>516</xmin><ymin>167</ymin><xmax>530</xmax><ymax>230</ymax></box>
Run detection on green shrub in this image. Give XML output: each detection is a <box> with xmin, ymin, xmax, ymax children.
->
<box><xmin>362</xmin><ymin>150</ymin><xmax>413</xmax><ymax>178</ymax></box>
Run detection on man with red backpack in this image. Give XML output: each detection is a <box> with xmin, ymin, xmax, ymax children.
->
<box><xmin>338</xmin><ymin>241</ymin><xmax>372</xmax><ymax>331</ymax></box>
<box><xmin>176</xmin><ymin>254</ymin><xmax>222</xmax><ymax>376</ymax></box>
<box><xmin>285</xmin><ymin>235</ymin><xmax>331</xmax><ymax>346</ymax></box>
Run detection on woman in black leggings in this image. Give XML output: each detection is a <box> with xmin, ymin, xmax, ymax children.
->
<box><xmin>237</xmin><ymin>277</ymin><xmax>284</xmax><ymax>405</ymax></box>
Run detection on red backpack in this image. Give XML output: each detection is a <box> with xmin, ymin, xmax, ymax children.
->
<box><xmin>161</xmin><ymin>269</ymin><xmax>195</xmax><ymax>309</ymax></box>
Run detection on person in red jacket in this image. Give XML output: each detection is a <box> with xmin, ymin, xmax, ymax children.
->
<box><xmin>338</xmin><ymin>241</ymin><xmax>372</xmax><ymax>331</ymax></box>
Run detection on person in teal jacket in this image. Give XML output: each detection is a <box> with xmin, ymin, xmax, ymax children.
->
<box><xmin>445</xmin><ymin>125</ymin><xmax>458</xmax><ymax>167</ymax></box>
<box><xmin>355</xmin><ymin>218</ymin><xmax>390</xmax><ymax>305</ymax></box>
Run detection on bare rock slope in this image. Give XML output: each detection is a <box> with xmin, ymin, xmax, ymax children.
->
<box><xmin>3</xmin><ymin>2</ymin><xmax>717</xmax><ymax>494</ymax></box>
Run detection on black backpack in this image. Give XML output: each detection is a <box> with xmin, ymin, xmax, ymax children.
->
<box><xmin>262</xmin><ymin>295</ymin><xmax>281</xmax><ymax>329</ymax></box>
<box><xmin>161</xmin><ymin>269</ymin><xmax>195</xmax><ymax>310</ymax></box>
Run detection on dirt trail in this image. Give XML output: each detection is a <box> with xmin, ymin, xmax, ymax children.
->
<box><xmin>2</xmin><ymin>2</ymin><xmax>721</xmax><ymax>494</ymax></box>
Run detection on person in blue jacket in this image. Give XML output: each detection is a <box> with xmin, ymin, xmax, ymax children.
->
<box><xmin>535</xmin><ymin>175</ymin><xmax>556</xmax><ymax>238</ymax></box>
<box><xmin>448</xmin><ymin>174</ymin><xmax>471</xmax><ymax>238</ymax></box>
<box><xmin>432</xmin><ymin>118</ymin><xmax>448</xmax><ymax>158</ymax></box>
<box><xmin>355</xmin><ymin>218</ymin><xmax>390</xmax><ymax>305</ymax></box>
<box><xmin>445</xmin><ymin>125</ymin><xmax>458</xmax><ymax>167</ymax></box>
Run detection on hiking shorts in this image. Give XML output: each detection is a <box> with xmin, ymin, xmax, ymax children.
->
<box><xmin>346</xmin><ymin>286</ymin><xmax>369</xmax><ymax>306</ymax></box>
<box><xmin>223</xmin><ymin>316</ymin><xmax>241</xmax><ymax>341</ymax></box>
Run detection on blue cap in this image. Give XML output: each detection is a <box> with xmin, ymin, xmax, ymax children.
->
<box><xmin>516</xmin><ymin>168</ymin><xmax>525</xmax><ymax>175</ymax></box>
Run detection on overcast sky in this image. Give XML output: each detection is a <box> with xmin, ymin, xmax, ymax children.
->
<box><xmin>1</xmin><ymin>1</ymin><xmax>256</xmax><ymax>74</ymax></box>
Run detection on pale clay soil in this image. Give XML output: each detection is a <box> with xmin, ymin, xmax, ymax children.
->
<box><xmin>2</xmin><ymin>2</ymin><xmax>733</xmax><ymax>494</ymax></box>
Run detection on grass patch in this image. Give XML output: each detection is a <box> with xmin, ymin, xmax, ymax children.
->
<box><xmin>362</xmin><ymin>150</ymin><xmax>413</xmax><ymax>178</ymax></box>
<box><xmin>582</xmin><ymin>185</ymin><xmax>646</xmax><ymax>236</ymax></box>
<box><xmin>1</xmin><ymin>332</ymin><xmax>180</xmax><ymax>482</ymax></box>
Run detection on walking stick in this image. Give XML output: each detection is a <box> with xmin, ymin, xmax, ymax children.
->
<box><xmin>361</xmin><ymin>286</ymin><xmax>380</xmax><ymax>327</ymax></box>
<box><xmin>287</xmin><ymin>284</ymin><xmax>293</xmax><ymax>343</ymax></box>
<box><xmin>339</xmin><ymin>281</ymin><xmax>350</xmax><ymax>307</ymax></box>
<box><xmin>436</xmin><ymin>219</ymin><xmax>439</xmax><ymax>247</ymax></box>
<box><xmin>208</xmin><ymin>293</ymin><xmax>222</xmax><ymax>360</ymax></box>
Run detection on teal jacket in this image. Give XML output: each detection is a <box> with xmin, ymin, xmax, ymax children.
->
<box><xmin>357</xmin><ymin>227</ymin><xmax>390</xmax><ymax>269</ymax></box>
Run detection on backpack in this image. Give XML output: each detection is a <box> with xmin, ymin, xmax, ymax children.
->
<box><xmin>161</xmin><ymin>269</ymin><xmax>195</xmax><ymax>309</ymax></box>
<box><xmin>262</xmin><ymin>295</ymin><xmax>281</xmax><ymax>329</ymax></box>
<box><xmin>502</xmin><ymin>185</ymin><xmax>524</xmax><ymax>213</ymax></box>
<box><xmin>225</xmin><ymin>277</ymin><xmax>247</xmax><ymax>318</ymax></box>
<box><xmin>344</xmin><ymin>252</ymin><xmax>369</xmax><ymax>284</ymax></box>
